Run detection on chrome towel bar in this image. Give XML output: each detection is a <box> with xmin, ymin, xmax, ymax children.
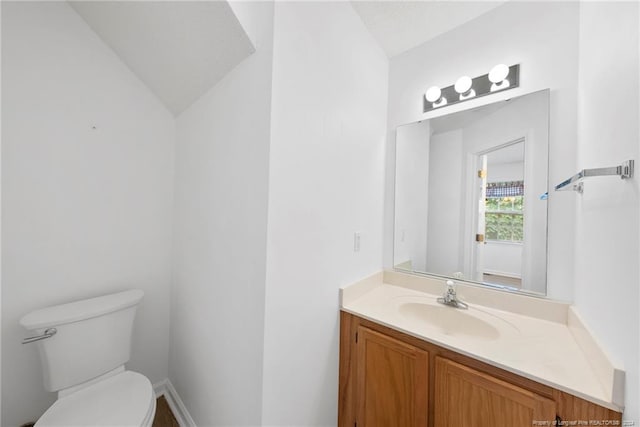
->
<box><xmin>555</xmin><ymin>160</ymin><xmax>634</xmax><ymax>193</ymax></box>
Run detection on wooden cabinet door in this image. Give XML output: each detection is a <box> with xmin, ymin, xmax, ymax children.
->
<box><xmin>434</xmin><ymin>357</ymin><xmax>556</xmax><ymax>427</ymax></box>
<box><xmin>356</xmin><ymin>326</ymin><xmax>429</xmax><ymax>427</ymax></box>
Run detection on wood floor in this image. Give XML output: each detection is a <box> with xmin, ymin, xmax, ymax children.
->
<box><xmin>153</xmin><ymin>396</ymin><xmax>180</xmax><ymax>427</ymax></box>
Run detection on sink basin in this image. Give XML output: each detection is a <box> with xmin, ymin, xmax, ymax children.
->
<box><xmin>398</xmin><ymin>301</ymin><xmax>515</xmax><ymax>341</ymax></box>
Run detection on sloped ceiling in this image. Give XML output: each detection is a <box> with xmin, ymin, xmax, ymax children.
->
<box><xmin>69</xmin><ymin>1</ymin><xmax>255</xmax><ymax>116</ymax></box>
<box><xmin>351</xmin><ymin>1</ymin><xmax>508</xmax><ymax>58</ymax></box>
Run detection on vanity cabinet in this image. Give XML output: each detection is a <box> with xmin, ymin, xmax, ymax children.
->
<box><xmin>434</xmin><ymin>357</ymin><xmax>555</xmax><ymax>427</ymax></box>
<box><xmin>356</xmin><ymin>326</ymin><xmax>429</xmax><ymax>427</ymax></box>
<box><xmin>338</xmin><ymin>311</ymin><xmax>622</xmax><ymax>427</ymax></box>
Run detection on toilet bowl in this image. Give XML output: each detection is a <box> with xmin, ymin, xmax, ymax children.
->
<box><xmin>20</xmin><ymin>290</ymin><xmax>156</xmax><ymax>426</ymax></box>
<box><xmin>36</xmin><ymin>371</ymin><xmax>156</xmax><ymax>427</ymax></box>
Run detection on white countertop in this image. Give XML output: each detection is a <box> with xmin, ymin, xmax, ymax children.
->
<box><xmin>340</xmin><ymin>271</ymin><xmax>624</xmax><ymax>412</ymax></box>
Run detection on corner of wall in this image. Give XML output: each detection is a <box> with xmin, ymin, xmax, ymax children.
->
<box><xmin>153</xmin><ymin>379</ymin><xmax>196</xmax><ymax>427</ymax></box>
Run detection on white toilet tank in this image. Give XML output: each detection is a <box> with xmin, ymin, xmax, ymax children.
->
<box><xmin>20</xmin><ymin>289</ymin><xmax>144</xmax><ymax>392</ymax></box>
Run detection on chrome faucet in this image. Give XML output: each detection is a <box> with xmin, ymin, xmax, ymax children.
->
<box><xmin>437</xmin><ymin>280</ymin><xmax>468</xmax><ymax>310</ymax></box>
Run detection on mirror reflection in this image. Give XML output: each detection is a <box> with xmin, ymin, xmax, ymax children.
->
<box><xmin>394</xmin><ymin>89</ymin><xmax>549</xmax><ymax>294</ymax></box>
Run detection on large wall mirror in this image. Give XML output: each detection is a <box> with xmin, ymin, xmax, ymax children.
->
<box><xmin>394</xmin><ymin>89</ymin><xmax>549</xmax><ymax>295</ymax></box>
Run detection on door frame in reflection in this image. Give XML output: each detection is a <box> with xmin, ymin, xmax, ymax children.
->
<box><xmin>465</xmin><ymin>137</ymin><xmax>525</xmax><ymax>289</ymax></box>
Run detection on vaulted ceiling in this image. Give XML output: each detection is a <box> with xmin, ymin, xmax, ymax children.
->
<box><xmin>69</xmin><ymin>1</ymin><xmax>509</xmax><ymax>114</ymax></box>
<box><xmin>350</xmin><ymin>1</ymin><xmax>508</xmax><ymax>58</ymax></box>
<box><xmin>69</xmin><ymin>1</ymin><xmax>255</xmax><ymax>116</ymax></box>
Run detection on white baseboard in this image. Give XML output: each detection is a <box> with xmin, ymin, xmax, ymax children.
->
<box><xmin>153</xmin><ymin>378</ymin><xmax>197</xmax><ymax>427</ymax></box>
<box><xmin>483</xmin><ymin>269</ymin><xmax>521</xmax><ymax>279</ymax></box>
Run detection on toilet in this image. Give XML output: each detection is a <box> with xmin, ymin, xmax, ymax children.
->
<box><xmin>20</xmin><ymin>289</ymin><xmax>156</xmax><ymax>426</ymax></box>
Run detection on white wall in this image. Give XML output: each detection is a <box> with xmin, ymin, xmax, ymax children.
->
<box><xmin>426</xmin><ymin>130</ymin><xmax>464</xmax><ymax>276</ymax></box>
<box><xmin>1</xmin><ymin>3</ymin><xmax>175</xmax><ymax>426</ymax></box>
<box><xmin>488</xmin><ymin>161</ymin><xmax>524</xmax><ymax>182</ymax></box>
<box><xmin>394</xmin><ymin>121</ymin><xmax>430</xmax><ymax>270</ymax></box>
<box><xmin>484</xmin><ymin>243</ymin><xmax>522</xmax><ymax>279</ymax></box>
<box><xmin>386</xmin><ymin>1</ymin><xmax>579</xmax><ymax>301</ymax></box>
<box><xmin>169</xmin><ymin>2</ymin><xmax>272</xmax><ymax>426</ymax></box>
<box><xmin>261</xmin><ymin>3</ymin><xmax>388</xmax><ymax>425</ymax></box>
<box><xmin>574</xmin><ymin>1</ymin><xmax>639</xmax><ymax>421</ymax></box>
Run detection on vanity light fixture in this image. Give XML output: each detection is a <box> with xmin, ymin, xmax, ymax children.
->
<box><xmin>489</xmin><ymin>63</ymin><xmax>510</xmax><ymax>91</ymax></box>
<box><xmin>423</xmin><ymin>64</ymin><xmax>520</xmax><ymax>113</ymax></box>
<box><xmin>425</xmin><ymin>86</ymin><xmax>447</xmax><ymax>108</ymax></box>
<box><xmin>454</xmin><ymin>76</ymin><xmax>475</xmax><ymax>100</ymax></box>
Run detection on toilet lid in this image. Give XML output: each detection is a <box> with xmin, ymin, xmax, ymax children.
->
<box><xmin>36</xmin><ymin>371</ymin><xmax>155</xmax><ymax>427</ymax></box>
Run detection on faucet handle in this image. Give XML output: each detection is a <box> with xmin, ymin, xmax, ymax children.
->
<box><xmin>445</xmin><ymin>280</ymin><xmax>456</xmax><ymax>295</ymax></box>
<box><xmin>438</xmin><ymin>280</ymin><xmax>469</xmax><ymax>309</ymax></box>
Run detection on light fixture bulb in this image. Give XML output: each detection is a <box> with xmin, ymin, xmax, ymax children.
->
<box><xmin>425</xmin><ymin>86</ymin><xmax>442</xmax><ymax>103</ymax></box>
<box><xmin>454</xmin><ymin>76</ymin><xmax>472</xmax><ymax>94</ymax></box>
<box><xmin>489</xmin><ymin>64</ymin><xmax>509</xmax><ymax>83</ymax></box>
